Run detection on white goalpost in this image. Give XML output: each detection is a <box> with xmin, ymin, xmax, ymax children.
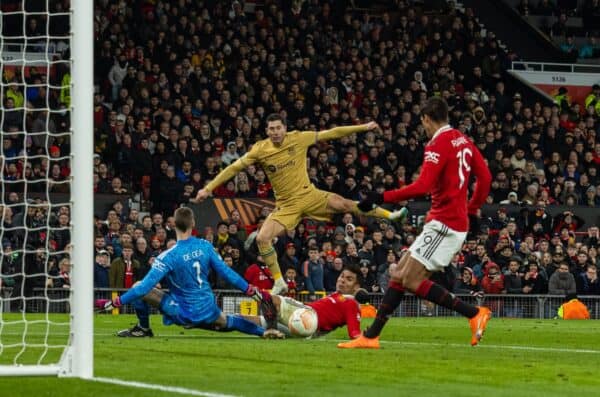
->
<box><xmin>0</xmin><ymin>0</ymin><xmax>93</xmax><ymax>377</ymax></box>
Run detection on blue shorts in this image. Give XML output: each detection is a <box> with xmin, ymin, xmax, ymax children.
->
<box><xmin>159</xmin><ymin>294</ymin><xmax>221</xmax><ymax>326</ymax></box>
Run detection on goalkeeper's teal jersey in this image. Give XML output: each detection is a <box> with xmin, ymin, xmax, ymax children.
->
<box><xmin>120</xmin><ymin>237</ymin><xmax>248</xmax><ymax>320</ymax></box>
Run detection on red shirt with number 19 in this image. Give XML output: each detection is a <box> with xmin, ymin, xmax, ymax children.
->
<box><xmin>306</xmin><ymin>292</ymin><xmax>361</xmax><ymax>339</ymax></box>
<box><xmin>384</xmin><ymin>126</ymin><xmax>492</xmax><ymax>232</ymax></box>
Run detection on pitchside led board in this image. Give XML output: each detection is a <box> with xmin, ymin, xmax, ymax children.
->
<box><xmin>509</xmin><ymin>61</ymin><xmax>600</xmax><ymax>108</ymax></box>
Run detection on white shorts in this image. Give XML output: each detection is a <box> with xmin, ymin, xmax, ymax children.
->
<box><xmin>409</xmin><ymin>220</ymin><xmax>467</xmax><ymax>272</ymax></box>
<box><xmin>278</xmin><ymin>296</ymin><xmax>315</xmax><ymax>325</ymax></box>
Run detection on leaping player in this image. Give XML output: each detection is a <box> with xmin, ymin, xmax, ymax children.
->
<box><xmin>338</xmin><ymin>97</ymin><xmax>493</xmax><ymax>349</ymax></box>
<box><xmin>192</xmin><ymin>114</ymin><xmax>407</xmax><ymax>295</ymax></box>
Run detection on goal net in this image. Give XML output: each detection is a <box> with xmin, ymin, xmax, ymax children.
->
<box><xmin>0</xmin><ymin>0</ymin><xmax>93</xmax><ymax>377</ymax></box>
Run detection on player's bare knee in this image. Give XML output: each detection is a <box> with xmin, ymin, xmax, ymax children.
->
<box><xmin>255</xmin><ymin>232</ymin><xmax>270</xmax><ymax>247</ymax></box>
<box><xmin>272</xmin><ymin>294</ymin><xmax>282</xmax><ymax>308</ymax></box>
<box><xmin>340</xmin><ymin>199</ymin><xmax>355</xmax><ymax>212</ymax></box>
<box><xmin>398</xmin><ymin>267</ymin><xmax>418</xmax><ymax>292</ymax></box>
<box><xmin>389</xmin><ymin>264</ymin><xmax>402</xmax><ymax>281</ymax></box>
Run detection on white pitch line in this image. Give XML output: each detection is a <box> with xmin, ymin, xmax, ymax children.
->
<box><xmin>5</xmin><ymin>333</ymin><xmax>600</xmax><ymax>355</ymax></box>
<box><xmin>322</xmin><ymin>338</ymin><xmax>600</xmax><ymax>354</ymax></box>
<box><xmin>92</xmin><ymin>377</ymin><xmax>240</xmax><ymax>397</ymax></box>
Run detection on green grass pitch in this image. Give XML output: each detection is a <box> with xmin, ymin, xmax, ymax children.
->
<box><xmin>1</xmin><ymin>314</ymin><xmax>600</xmax><ymax>397</ymax></box>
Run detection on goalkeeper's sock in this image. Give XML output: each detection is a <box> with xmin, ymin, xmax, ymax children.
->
<box><xmin>364</xmin><ymin>281</ymin><xmax>405</xmax><ymax>338</ymax></box>
<box><xmin>415</xmin><ymin>279</ymin><xmax>478</xmax><ymax>318</ymax></box>
<box><xmin>352</xmin><ymin>202</ymin><xmax>392</xmax><ymax>220</ymax></box>
<box><xmin>225</xmin><ymin>315</ymin><xmax>264</xmax><ymax>337</ymax></box>
<box><xmin>258</xmin><ymin>244</ymin><xmax>282</xmax><ymax>281</ymax></box>
<box><xmin>132</xmin><ymin>299</ymin><xmax>151</xmax><ymax>329</ymax></box>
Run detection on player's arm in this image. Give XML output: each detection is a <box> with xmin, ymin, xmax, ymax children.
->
<box><xmin>316</xmin><ymin>121</ymin><xmax>379</xmax><ymax>142</ymax></box>
<box><xmin>467</xmin><ymin>146</ymin><xmax>492</xmax><ymax>215</ymax></box>
<box><xmin>204</xmin><ymin>156</ymin><xmax>255</xmax><ymax>193</ymax></box>
<box><xmin>193</xmin><ymin>145</ymin><xmax>259</xmax><ymax>202</ymax></box>
<box><xmin>342</xmin><ymin>300</ymin><xmax>362</xmax><ymax>339</ymax></box>
<box><xmin>118</xmin><ymin>259</ymin><xmax>169</xmax><ymax>305</ymax></box>
<box><xmin>382</xmin><ymin>148</ymin><xmax>445</xmax><ymax>203</ymax></box>
<box><xmin>209</xmin><ymin>248</ymin><xmax>249</xmax><ymax>292</ymax></box>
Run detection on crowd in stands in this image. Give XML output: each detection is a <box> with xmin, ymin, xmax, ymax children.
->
<box><xmin>1</xmin><ymin>1</ymin><xmax>600</xmax><ymax>308</ymax></box>
<box><xmin>515</xmin><ymin>0</ymin><xmax>600</xmax><ymax>59</ymax></box>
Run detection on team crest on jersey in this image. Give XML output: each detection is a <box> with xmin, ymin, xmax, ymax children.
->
<box><xmin>424</xmin><ymin>151</ymin><xmax>440</xmax><ymax>164</ymax></box>
<box><xmin>267</xmin><ymin>165</ymin><xmax>277</xmax><ymax>173</ymax></box>
<box><xmin>288</xmin><ymin>146</ymin><xmax>296</xmax><ymax>155</ymax></box>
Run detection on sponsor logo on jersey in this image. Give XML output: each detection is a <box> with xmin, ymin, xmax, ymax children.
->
<box><xmin>266</xmin><ymin>159</ymin><xmax>296</xmax><ymax>174</ymax></box>
<box><xmin>451</xmin><ymin>136</ymin><xmax>469</xmax><ymax>147</ymax></box>
<box><xmin>424</xmin><ymin>151</ymin><xmax>440</xmax><ymax>164</ymax></box>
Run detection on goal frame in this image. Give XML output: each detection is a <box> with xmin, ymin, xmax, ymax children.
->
<box><xmin>0</xmin><ymin>0</ymin><xmax>94</xmax><ymax>378</ymax></box>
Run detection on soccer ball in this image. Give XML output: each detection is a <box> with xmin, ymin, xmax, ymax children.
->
<box><xmin>288</xmin><ymin>308</ymin><xmax>318</xmax><ymax>337</ymax></box>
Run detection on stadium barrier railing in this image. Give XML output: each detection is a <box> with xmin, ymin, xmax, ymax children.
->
<box><xmin>3</xmin><ymin>288</ymin><xmax>599</xmax><ymax>320</ymax></box>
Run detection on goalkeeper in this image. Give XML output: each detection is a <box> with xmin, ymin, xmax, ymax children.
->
<box><xmin>98</xmin><ymin>207</ymin><xmax>282</xmax><ymax>339</ymax></box>
<box><xmin>193</xmin><ymin>114</ymin><xmax>407</xmax><ymax>294</ymax></box>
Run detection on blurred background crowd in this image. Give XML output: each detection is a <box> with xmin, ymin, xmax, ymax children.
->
<box><xmin>1</xmin><ymin>0</ymin><xmax>600</xmax><ymax>303</ymax></box>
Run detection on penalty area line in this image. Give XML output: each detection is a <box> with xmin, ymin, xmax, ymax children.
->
<box><xmin>92</xmin><ymin>376</ymin><xmax>240</xmax><ymax>397</ymax></box>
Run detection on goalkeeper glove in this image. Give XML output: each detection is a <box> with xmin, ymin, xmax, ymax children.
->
<box><xmin>358</xmin><ymin>191</ymin><xmax>384</xmax><ymax>212</ymax></box>
<box><xmin>95</xmin><ymin>297</ymin><xmax>122</xmax><ymax>311</ymax></box>
<box><xmin>245</xmin><ymin>284</ymin><xmax>269</xmax><ymax>302</ymax></box>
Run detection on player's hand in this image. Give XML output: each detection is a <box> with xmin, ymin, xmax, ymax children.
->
<box><xmin>95</xmin><ymin>297</ymin><xmax>121</xmax><ymax>311</ymax></box>
<box><xmin>191</xmin><ymin>188</ymin><xmax>211</xmax><ymax>204</ymax></box>
<box><xmin>358</xmin><ymin>191</ymin><xmax>384</xmax><ymax>212</ymax></box>
<box><xmin>363</xmin><ymin>121</ymin><xmax>379</xmax><ymax>131</ymax></box>
<box><xmin>245</xmin><ymin>284</ymin><xmax>270</xmax><ymax>302</ymax></box>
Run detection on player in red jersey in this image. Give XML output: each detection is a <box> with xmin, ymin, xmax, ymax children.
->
<box><xmin>339</xmin><ymin>97</ymin><xmax>493</xmax><ymax>349</ymax></box>
<box><xmin>245</xmin><ymin>263</ymin><xmax>364</xmax><ymax>339</ymax></box>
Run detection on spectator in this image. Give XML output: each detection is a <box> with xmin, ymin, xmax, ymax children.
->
<box><xmin>94</xmin><ymin>250</ymin><xmax>111</xmax><ymax>289</ymax></box>
<box><xmin>560</xmin><ymin>36</ymin><xmax>579</xmax><ymax>59</ymax></box>
<box><xmin>324</xmin><ymin>255</ymin><xmax>344</xmax><ymax>292</ymax></box>
<box><xmin>548</xmin><ymin>262</ymin><xmax>577</xmax><ymax>295</ymax></box>
<box><xmin>577</xmin><ymin>264</ymin><xmax>600</xmax><ymax>294</ymax></box>
<box><xmin>521</xmin><ymin>261</ymin><xmax>548</xmax><ymax>294</ymax></box>
<box><xmin>357</xmin><ymin>259</ymin><xmax>378</xmax><ymax>293</ymax></box>
<box><xmin>303</xmin><ymin>246</ymin><xmax>324</xmax><ymax>296</ymax></box>
<box><xmin>481</xmin><ymin>262</ymin><xmax>506</xmax><ymax>294</ymax></box>
<box><xmin>280</xmin><ymin>243</ymin><xmax>300</xmax><ymax>276</ymax></box>
<box><xmin>243</xmin><ymin>261</ymin><xmax>274</xmax><ymax>291</ymax></box>
<box><xmin>48</xmin><ymin>257</ymin><xmax>71</xmax><ymax>289</ymax></box>
<box><xmin>284</xmin><ymin>267</ymin><xmax>299</xmax><ymax>296</ymax></box>
<box><xmin>108</xmin><ymin>242</ymin><xmax>140</xmax><ymax>289</ymax></box>
<box><xmin>133</xmin><ymin>237</ymin><xmax>151</xmax><ymax>277</ymax></box>
<box><xmin>453</xmin><ymin>267</ymin><xmax>482</xmax><ymax>295</ymax></box>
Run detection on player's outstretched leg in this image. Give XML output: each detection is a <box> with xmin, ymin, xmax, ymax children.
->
<box><xmin>259</xmin><ymin>292</ymin><xmax>279</xmax><ymax>329</ymax></box>
<box><xmin>221</xmin><ymin>314</ymin><xmax>284</xmax><ymax>339</ymax></box>
<box><xmin>353</xmin><ymin>203</ymin><xmax>408</xmax><ymax>224</ymax></box>
<box><xmin>256</xmin><ymin>219</ymin><xmax>288</xmax><ymax>294</ymax></box>
<box><xmin>410</xmin><ymin>274</ymin><xmax>491</xmax><ymax>346</ymax></box>
<box><xmin>117</xmin><ymin>299</ymin><xmax>154</xmax><ymax>337</ymax></box>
